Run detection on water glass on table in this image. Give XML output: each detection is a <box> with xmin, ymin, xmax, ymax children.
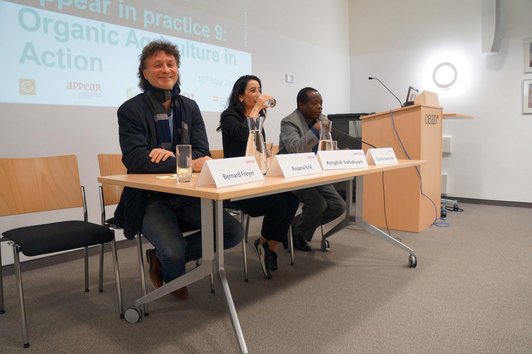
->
<box><xmin>176</xmin><ymin>144</ymin><xmax>192</xmax><ymax>183</ymax></box>
<box><xmin>318</xmin><ymin>140</ymin><xmax>338</xmax><ymax>151</ymax></box>
<box><xmin>327</xmin><ymin>140</ymin><xmax>338</xmax><ymax>151</ymax></box>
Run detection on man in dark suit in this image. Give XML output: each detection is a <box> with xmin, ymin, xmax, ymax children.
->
<box><xmin>114</xmin><ymin>40</ymin><xmax>243</xmax><ymax>298</ymax></box>
<box><xmin>279</xmin><ymin>87</ymin><xmax>346</xmax><ymax>251</ymax></box>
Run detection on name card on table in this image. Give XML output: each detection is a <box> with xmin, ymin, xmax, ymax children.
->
<box><xmin>196</xmin><ymin>156</ymin><xmax>264</xmax><ymax>188</ymax></box>
<box><xmin>317</xmin><ymin>150</ymin><xmax>368</xmax><ymax>170</ymax></box>
<box><xmin>365</xmin><ymin>147</ymin><xmax>398</xmax><ymax>165</ymax></box>
<box><xmin>266</xmin><ymin>153</ymin><xmax>322</xmax><ymax>178</ymax></box>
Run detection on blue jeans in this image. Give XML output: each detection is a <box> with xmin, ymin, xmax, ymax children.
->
<box><xmin>141</xmin><ymin>192</ymin><xmax>243</xmax><ymax>282</ymax></box>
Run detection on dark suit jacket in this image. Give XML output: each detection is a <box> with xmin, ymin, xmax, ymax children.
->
<box><xmin>114</xmin><ymin>92</ymin><xmax>210</xmax><ymax>239</ymax></box>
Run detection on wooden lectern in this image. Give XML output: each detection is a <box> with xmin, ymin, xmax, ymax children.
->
<box><xmin>361</xmin><ymin>92</ymin><xmax>442</xmax><ymax>232</ymax></box>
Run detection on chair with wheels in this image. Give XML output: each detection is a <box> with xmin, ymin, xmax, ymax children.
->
<box><xmin>0</xmin><ymin>155</ymin><xmax>123</xmax><ymax>348</ymax></box>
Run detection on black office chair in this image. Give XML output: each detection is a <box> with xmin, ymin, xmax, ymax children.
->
<box><xmin>0</xmin><ymin>155</ymin><xmax>123</xmax><ymax>348</ymax></box>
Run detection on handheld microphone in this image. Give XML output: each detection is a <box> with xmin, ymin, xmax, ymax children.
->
<box><xmin>368</xmin><ymin>76</ymin><xmax>403</xmax><ymax>108</ymax></box>
<box><xmin>314</xmin><ymin>114</ymin><xmax>328</xmax><ymax>128</ymax></box>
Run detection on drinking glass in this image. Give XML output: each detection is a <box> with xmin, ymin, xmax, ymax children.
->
<box><xmin>176</xmin><ymin>144</ymin><xmax>192</xmax><ymax>183</ymax></box>
<box><xmin>264</xmin><ymin>98</ymin><xmax>276</xmax><ymax>108</ymax></box>
<box><xmin>324</xmin><ymin>140</ymin><xmax>338</xmax><ymax>151</ymax></box>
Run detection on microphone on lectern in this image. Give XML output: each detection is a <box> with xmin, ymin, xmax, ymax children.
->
<box><xmin>331</xmin><ymin>128</ymin><xmax>377</xmax><ymax>149</ymax></box>
<box><xmin>368</xmin><ymin>76</ymin><xmax>403</xmax><ymax>108</ymax></box>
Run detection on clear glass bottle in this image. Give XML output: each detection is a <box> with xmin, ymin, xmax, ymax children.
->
<box><xmin>245</xmin><ymin>116</ymin><xmax>267</xmax><ymax>174</ymax></box>
<box><xmin>318</xmin><ymin>119</ymin><xmax>333</xmax><ymax>151</ymax></box>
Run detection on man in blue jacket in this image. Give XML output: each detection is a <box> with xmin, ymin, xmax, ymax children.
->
<box><xmin>114</xmin><ymin>40</ymin><xmax>243</xmax><ymax>299</ymax></box>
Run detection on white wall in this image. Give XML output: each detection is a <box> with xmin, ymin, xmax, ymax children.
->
<box><xmin>349</xmin><ymin>0</ymin><xmax>532</xmax><ymax>203</ymax></box>
<box><xmin>0</xmin><ymin>0</ymin><xmax>350</xmax><ymax>265</ymax></box>
<box><xmin>204</xmin><ymin>0</ymin><xmax>351</xmax><ymax>148</ymax></box>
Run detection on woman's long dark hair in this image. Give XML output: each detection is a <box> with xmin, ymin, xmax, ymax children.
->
<box><xmin>217</xmin><ymin>75</ymin><xmax>264</xmax><ymax>131</ymax></box>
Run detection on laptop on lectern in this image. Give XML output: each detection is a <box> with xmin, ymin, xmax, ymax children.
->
<box><xmin>404</xmin><ymin>86</ymin><xmax>419</xmax><ymax>106</ymax></box>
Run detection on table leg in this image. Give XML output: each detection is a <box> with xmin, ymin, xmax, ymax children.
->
<box><xmin>214</xmin><ymin>200</ymin><xmax>248</xmax><ymax>353</ymax></box>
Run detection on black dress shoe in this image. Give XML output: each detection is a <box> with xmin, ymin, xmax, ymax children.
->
<box><xmin>146</xmin><ymin>249</ymin><xmax>163</xmax><ymax>288</ymax></box>
<box><xmin>293</xmin><ymin>235</ymin><xmax>311</xmax><ymax>252</ymax></box>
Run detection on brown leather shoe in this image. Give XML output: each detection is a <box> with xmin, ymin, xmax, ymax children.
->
<box><xmin>146</xmin><ymin>249</ymin><xmax>163</xmax><ymax>288</ymax></box>
<box><xmin>172</xmin><ymin>286</ymin><xmax>189</xmax><ymax>299</ymax></box>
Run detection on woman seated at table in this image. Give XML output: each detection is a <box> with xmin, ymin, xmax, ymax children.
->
<box><xmin>217</xmin><ymin>75</ymin><xmax>299</xmax><ymax>280</ymax></box>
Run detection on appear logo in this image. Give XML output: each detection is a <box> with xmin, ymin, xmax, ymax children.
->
<box><xmin>66</xmin><ymin>81</ymin><xmax>102</xmax><ymax>99</ymax></box>
<box><xmin>19</xmin><ymin>79</ymin><xmax>36</xmax><ymax>95</ymax></box>
<box><xmin>66</xmin><ymin>82</ymin><xmax>102</xmax><ymax>91</ymax></box>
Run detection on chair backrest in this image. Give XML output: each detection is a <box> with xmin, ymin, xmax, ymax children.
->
<box><xmin>97</xmin><ymin>154</ymin><xmax>126</xmax><ymax>206</ymax></box>
<box><xmin>0</xmin><ymin>155</ymin><xmax>83</xmax><ymax>217</ymax></box>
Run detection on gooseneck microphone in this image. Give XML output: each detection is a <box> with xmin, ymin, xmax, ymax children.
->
<box><xmin>368</xmin><ymin>76</ymin><xmax>403</xmax><ymax>108</ymax></box>
<box><xmin>331</xmin><ymin>128</ymin><xmax>377</xmax><ymax>149</ymax></box>
<box><xmin>353</xmin><ymin>136</ymin><xmax>376</xmax><ymax>149</ymax></box>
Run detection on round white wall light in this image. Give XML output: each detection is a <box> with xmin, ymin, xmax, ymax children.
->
<box><xmin>432</xmin><ymin>62</ymin><xmax>458</xmax><ymax>89</ymax></box>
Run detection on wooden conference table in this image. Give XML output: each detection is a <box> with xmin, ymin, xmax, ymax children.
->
<box><xmin>98</xmin><ymin>159</ymin><xmax>424</xmax><ymax>353</ymax></box>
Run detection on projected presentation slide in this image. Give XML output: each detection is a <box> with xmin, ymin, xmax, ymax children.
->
<box><xmin>0</xmin><ymin>0</ymin><xmax>251</xmax><ymax>112</ymax></box>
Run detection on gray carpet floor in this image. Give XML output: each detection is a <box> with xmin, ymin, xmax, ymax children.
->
<box><xmin>0</xmin><ymin>202</ymin><xmax>530</xmax><ymax>353</ymax></box>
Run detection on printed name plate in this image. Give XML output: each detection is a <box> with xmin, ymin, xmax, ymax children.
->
<box><xmin>317</xmin><ymin>150</ymin><xmax>368</xmax><ymax>170</ymax></box>
<box><xmin>266</xmin><ymin>153</ymin><xmax>322</xmax><ymax>178</ymax></box>
<box><xmin>196</xmin><ymin>156</ymin><xmax>264</xmax><ymax>188</ymax></box>
<box><xmin>365</xmin><ymin>147</ymin><xmax>398</xmax><ymax>165</ymax></box>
